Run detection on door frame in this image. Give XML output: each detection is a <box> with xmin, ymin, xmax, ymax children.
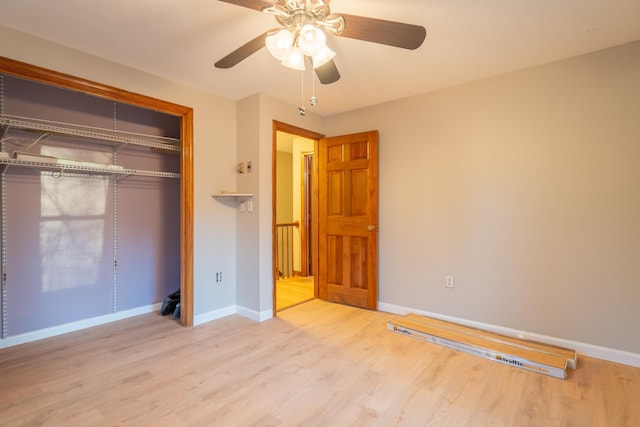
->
<box><xmin>300</xmin><ymin>152</ymin><xmax>314</xmax><ymax>277</ymax></box>
<box><xmin>272</xmin><ymin>120</ymin><xmax>323</xmax><ymax>317</ymax></box>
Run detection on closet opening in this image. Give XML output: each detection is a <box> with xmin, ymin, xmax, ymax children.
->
<box><xmin>0</xmin><ymin>57</ymin><xmax>193</xmax><ymax>338</ymax></box>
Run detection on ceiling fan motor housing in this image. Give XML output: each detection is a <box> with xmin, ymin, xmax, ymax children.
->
<box><xmin>265</xmin><ymin>0</ymin><xmax>344</xmax><ymax>35</ymax></box>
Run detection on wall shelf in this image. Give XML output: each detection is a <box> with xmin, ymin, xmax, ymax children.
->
<box><xmin>211</xmin><ymin>193</ymin><xmax>253</xmax><ymax>200</ymax></box>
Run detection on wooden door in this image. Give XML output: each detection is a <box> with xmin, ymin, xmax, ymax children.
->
<box><xmin>318</xmin><ymin>131</ymin><xmax>378</xmax><ymax>309</ymax></box>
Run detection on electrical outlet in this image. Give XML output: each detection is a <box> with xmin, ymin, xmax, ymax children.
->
<box><xmin>216</xmin><ymin>272</ymin><xmax>223</xmax><ymax>283</ymax></box>
<box><xmin>445</xmin><ymin>275</ymin><xmax>454</xmax><ymax>288</ymax></box>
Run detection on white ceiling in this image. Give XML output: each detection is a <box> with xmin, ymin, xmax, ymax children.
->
<box><xmin>1</xmin><ymin>0</ymin><xmax>639</xmax><ymax>116</ymax></box>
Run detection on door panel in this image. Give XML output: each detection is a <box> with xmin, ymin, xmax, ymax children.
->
<box><xmin>318</xmin><ymin>131</ymin><xmax>378</xmax><ymax>310</ymax></box>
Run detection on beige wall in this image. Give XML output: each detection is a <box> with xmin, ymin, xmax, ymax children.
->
<box><xmin>276</xmin><ymin>151</ymin><xmax>293</xmax><ymax>224</ymax></box>
<box><xmin>324</xmin><ymin>41</ymin><xmax>640</xmax><ymax>354</ymax></box>
<box><xmin>235</xmin><ymin>95</ymin><xmax>261</xmax><ymax>312</ymax></box>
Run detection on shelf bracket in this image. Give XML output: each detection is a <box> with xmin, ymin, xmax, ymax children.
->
<box><xmin>115</xmin><ymin>173</ymin><xmax>133</xmax><ymax>182</ymax></box>
<box><xmin>24</xmin><ymin>132</ymin><xmax>53</xmax><ymax>152</ymax></box>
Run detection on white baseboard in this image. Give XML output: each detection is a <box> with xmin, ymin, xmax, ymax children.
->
<box><xmin>1</xmin><ymin>303</ymin><xmax>274</xmax><ymax>349</ymax></box>
<box><xmin>379</xmin><ymin>302</ymin><xmax>640</xmax><ymax>368</ymax></box>
<box><xmin>13</xmin><ymin>300</ymin><xmax>633</xmax><ymax>368</ymax></box>
<box><xmin>193</xmin><ymin>305</ymin><xmax>237</xmax><ymax>326</ymax></box>
<box><xmin>236</xmin><ymin>305</ymin><xmax>274</xmax><ymax>322</ymax></box>
<box><xmin>194</xmin><ymin>305</ymin><xmax>273</xmax><ymax>326</ymax></box>
<box><xmin>0</xmin><ymin>303</ymin><xmax>160</xmax><ymax>349</ymax></box>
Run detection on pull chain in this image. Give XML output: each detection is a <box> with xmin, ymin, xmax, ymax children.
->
<box><xmin>310</xmin><ymin>68</ymin><xmax>317</xmax><ymax>107</ymax></box>
<box><xmin>297</xmin><ymin>64</ymin><xmax>319</xmax><ymax>116</ymax></box>
<box><xmin>298</xmin><ymin>69</ymin><xmax>306</xmax><ymax>116</ymax></box>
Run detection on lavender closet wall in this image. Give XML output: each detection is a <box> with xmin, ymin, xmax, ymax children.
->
<box><xmin>1</xmin><ymin>74</ymin><xmax>180</xmax><ymax>336</ymax></box>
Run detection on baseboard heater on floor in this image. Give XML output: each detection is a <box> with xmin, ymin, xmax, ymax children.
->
<box><xmin>387</xmin><ymin>313</ymin><xmax>577</xmax><ymax>379</ymax></box>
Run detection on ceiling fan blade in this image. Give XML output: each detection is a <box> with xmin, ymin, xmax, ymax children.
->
<box><xmin>217</xmin><ymin>0</ymin><xmax>271</xmax><ymax>12</ymax></box>
<box><xmin>215</xmin><ymin>31</ymin><xmax>270</xmax><ymax>69</ymax></box>
<box><xmin>338</xmin><ymin>14</ymin><xmax>426</xmax><ymax>50</ymax></box>
<box><xmin>314</xmin><ymin>60</ymin><xmax>340</xmax><ymax>85</ymax></box>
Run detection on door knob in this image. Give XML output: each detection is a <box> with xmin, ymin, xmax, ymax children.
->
<box><xmin>367</xmin><ymin>225</ymin><xmax>377</xmax><ymax>231</ymax></box>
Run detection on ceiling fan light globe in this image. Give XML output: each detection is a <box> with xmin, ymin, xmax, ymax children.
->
<box><xmin>282</xmin><ymin>46</ymin><xmax>306</xmax><ymax>70</ymax></box>
<box><xmin>312</xmin><ymin>45</ymin><xmax>335</xmax><ymax>68</ymax></box>
<box><xmin>266</xmin><ymin>29</ymin><xmax>294</xmax><ymax>61</ymax></box>
<box><xmin>298</xmin><ymin>24</ymin><xmax>326</xmax><ymax>56</ymax></box>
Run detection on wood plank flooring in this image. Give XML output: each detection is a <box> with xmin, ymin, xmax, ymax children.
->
<box><xmin>1</xmin><ymin>300</ymin><xmax>639</xmax><ymax>426</ymax></box>
<box><xmin>276</xmin><ymin>276</ymin><xmax>314</xmax><ymax>311</ymax></box>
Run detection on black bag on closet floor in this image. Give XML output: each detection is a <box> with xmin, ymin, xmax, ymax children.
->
<box><xmin>171</xmin><ymin>303</ymin><xmax>181</xmax><ymax>320</ymax></box>
<box><xmin>160</xmin><ymin>290</ymin><xmax>180</xmax><ymax>316</ymax></box>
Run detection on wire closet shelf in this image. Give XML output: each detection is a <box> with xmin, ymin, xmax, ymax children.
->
<box><xmin>0</xmin><ymin>114</ymin><xmax>181</xmax><ymax>179</ymax></box>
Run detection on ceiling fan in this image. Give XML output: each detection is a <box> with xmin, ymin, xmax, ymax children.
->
<box><xmin>215</xmin><ymin>0</ymin><xmax>427</xmax><ymax>84</ymax></box>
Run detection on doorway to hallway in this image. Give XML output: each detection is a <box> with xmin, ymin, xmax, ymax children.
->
<box><xmin>273</xmin><ymin>122</ymin><xmax>322</xmax><ymax>313</ymax></box>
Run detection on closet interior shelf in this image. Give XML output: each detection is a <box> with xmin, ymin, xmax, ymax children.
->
<box><xmin>0</xmin><ymin>157</ymin><xmax>180</xmax><ymax>179</ymax></box>
<box><xmin>0</xmin><ymin>114</ymin><xmax>181</xmax><ymax>153</ymax></box>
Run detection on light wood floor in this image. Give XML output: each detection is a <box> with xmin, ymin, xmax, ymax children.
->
<box><xmin>1</xmin><ymin>300</ymin><xmax>639</xmax><ymax>426</ymax></box>
<box><xmin>276</xmin><ymin>276</ymin><xmax>314</xmax><ymax>311</ymax></box>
